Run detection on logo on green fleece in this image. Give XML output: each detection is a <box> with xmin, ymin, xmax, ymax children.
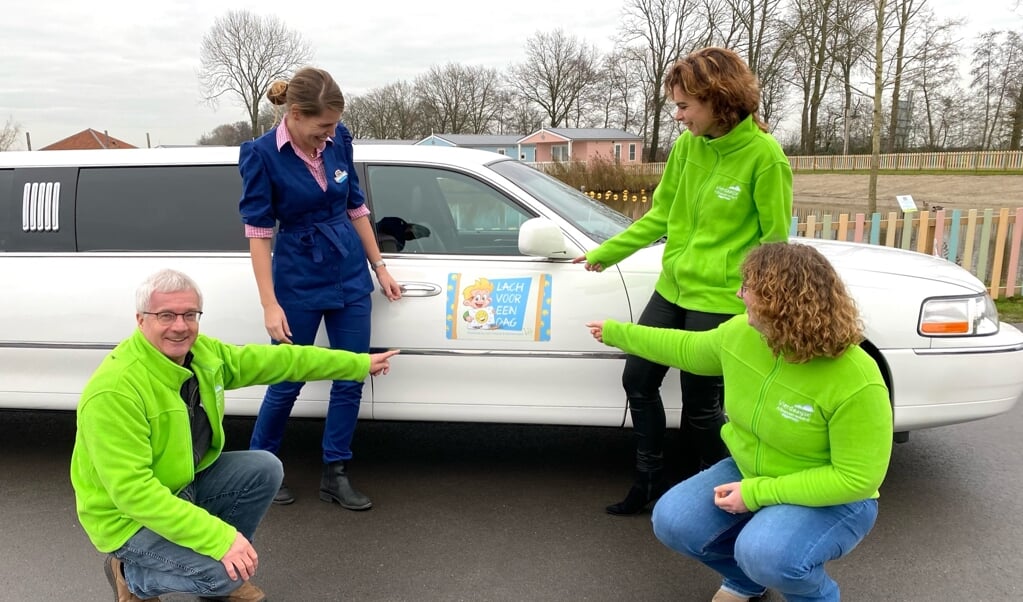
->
<box><xmin>777</xmin><ymin>400</ymin><xmax>814</xmax><ymax>423</ymax></box>
<box><xmin>715</xmin><ymin>184</ymin><xmax>741</xmax><ymax>201</ymax></box>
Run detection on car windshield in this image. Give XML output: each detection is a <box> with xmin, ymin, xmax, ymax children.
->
<box><xmin>489</xmin><ymin>160</ymin><xmax>634</xmax><ymax>243</ymax></box>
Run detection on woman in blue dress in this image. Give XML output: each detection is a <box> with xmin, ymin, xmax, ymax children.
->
<box><xmin>238</xmin><ymin>67</ymin><xmax>402</xmax><ymax>510</ymax></box>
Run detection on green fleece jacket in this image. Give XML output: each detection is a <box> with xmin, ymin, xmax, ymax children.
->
<box><xmin>587</xmin><ymin>117</ymin><xmax>792</xmax><ymax>315</ymax></box>
<box><xmin>602</xmin><ymin>316</ymin><xmax>893</xmax><ymax>511</ymax></box>
<box><xmin>70</xmin><ymin>329</ymin><xmax>372</xmax><ymax>558</ymax></box>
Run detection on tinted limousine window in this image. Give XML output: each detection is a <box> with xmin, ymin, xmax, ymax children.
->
<box><xmin>77</xmin><ymin>165</ymin><xmax>246</xmax><ymax>251</ymax></box>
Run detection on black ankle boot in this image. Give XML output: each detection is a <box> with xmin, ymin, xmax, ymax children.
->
<box><xmin>319</xmin><ymin>460</ymin><xmax>372</xmax><ymax>511</ymax></box>
<box><xmin>605</xmin><ymin>473</ymin><xmax>669</xmax><ymax>515</ymax></box>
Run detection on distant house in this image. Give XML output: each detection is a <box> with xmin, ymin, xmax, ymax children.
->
<box><xmin>39</xmin><ymin>129</ymin><xmax>137</xmax><ymax>151</ymax></box>
<box><xmin>417</xmin><ymin>134</ymin><xmax>536</xmax><ymax>162</ymax></box>
<box><xmin>518</xmin><ymin>128</ymin><xmax>644</xmax><ymax>164</ymax></box>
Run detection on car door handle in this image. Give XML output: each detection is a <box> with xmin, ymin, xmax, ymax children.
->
<box><xmin>398</xmin><ymin>282</ymin><xmax>442</xmax><ymax>297</ymax></box>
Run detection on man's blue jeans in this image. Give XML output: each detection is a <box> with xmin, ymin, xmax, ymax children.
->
<box><xmin>651</xmin><ymin>458</ymin><xmax>878</xmax><ymax>601</ymax></box>
<box><xmin>114</xmin><ymin>450</ymin><xmax>283</xmax><ymax>598</ymax></box>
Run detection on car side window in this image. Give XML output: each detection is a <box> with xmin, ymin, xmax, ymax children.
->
<box><xmin>76</xmin><ymin>165</ymin><xmax>245</xmax><ymax>252</ymax></box>
<box><xmin>366</xmin><ymin>165</ymin><xmax>534</xmax><ymax>256</ymax></box>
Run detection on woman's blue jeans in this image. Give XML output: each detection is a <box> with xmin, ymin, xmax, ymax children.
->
<box><xmin>115</xmin><ymin>450</ymin><xmax>283</xmax><ymax>598</ymax></box>
<box><xmin>249</xmin><ymin>295</ymin><xmax>371</xmax><ymax>463</ymax></box>
<box><xmin>651</xmin><ymin>458</ymin><xmax>878</xmax><ymax>602</ymax></box>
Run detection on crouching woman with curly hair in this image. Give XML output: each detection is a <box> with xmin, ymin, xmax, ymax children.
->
<box><xmin>586</xmin><ymin>242</ymin><xmax>893</xmax><ymax>602</ymax></box>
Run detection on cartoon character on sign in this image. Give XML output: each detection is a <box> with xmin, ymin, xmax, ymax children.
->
<box><xmin>461</xmin><ymin>277</ymin><xmax>499</xmax><ymax>330</ymax></box>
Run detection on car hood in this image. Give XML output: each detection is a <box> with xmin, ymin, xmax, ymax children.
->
<box><xmin>619</xmin><ymin>239</ymin><xmax>982</xmax><ymax>293</ymax></box>
<box><xmin>800</xmin><ymin>238</ymin><xmax>984</xmax><ymax>293</ymax></box>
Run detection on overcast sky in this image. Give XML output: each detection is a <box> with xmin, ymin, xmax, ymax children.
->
<box><xmin>2</xmin><ymin>0</ymin><xmax>1020</xmax><ymax>149</ymax></box>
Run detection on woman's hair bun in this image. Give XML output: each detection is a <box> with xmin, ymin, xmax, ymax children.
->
<box><xmin>266</xmin><ymin>80</ymin><xmax>289</xmax><ymax>105</ymax></box>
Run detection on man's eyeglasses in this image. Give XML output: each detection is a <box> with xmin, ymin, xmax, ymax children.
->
<box><xmin>143</xmin><ymin>311</ymin><xmax>203</xmax><ymax>325</ymax></box>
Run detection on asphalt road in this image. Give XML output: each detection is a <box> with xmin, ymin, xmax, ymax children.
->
<box><xmin>1</xmin><ymin>402</ymin><xmax>1020</xmax><ymax>601</ymax></box>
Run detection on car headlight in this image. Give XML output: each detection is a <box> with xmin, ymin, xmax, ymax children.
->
<box><xmin>919</xmin><ymin>294</ymin><xmax>1000</xmax><ymax>336</ymax></box>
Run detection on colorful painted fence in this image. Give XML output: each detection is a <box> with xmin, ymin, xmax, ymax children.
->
<box><xmin>792</xmin><ymin>208</ymin><xmax>1023</xmax><ymax>299</ymax></box>
<box><xmin>595</xmin><ymin>196</ymin><xmax>1023</xmax><ymax>299</ymax></box>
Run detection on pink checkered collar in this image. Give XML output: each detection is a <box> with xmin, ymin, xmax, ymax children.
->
<box><xmin>275</xmin><ymin>115</ymin><xmax>333</xmax><ymax>155</ymax></box>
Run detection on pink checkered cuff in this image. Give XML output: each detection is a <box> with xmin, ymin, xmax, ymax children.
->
<box><xmin>244</xmin><ymin>224</ymin><xmax>275</xmax><ymax>239</ymax></box>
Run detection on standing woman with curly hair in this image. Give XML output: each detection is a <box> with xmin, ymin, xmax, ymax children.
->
<box><xmin>239</xmin><ymin>67</ymin><xmax>402</xmax><ymax>510</ymax></box>
<box><xmin>586</xmin><ymin>242</ymin><xmax>893</xmax><ymax>601</ymax></box>
<box><xmin>575</xmin><ymin>46</ymin><xmax>793</xmax><ymax>515</ymax></box>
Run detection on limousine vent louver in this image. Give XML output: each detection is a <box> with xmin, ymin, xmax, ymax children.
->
<box><xmin>22</xmin><ymin>182</ymin><xmax>60</xmax><ymax>232</ymax></box>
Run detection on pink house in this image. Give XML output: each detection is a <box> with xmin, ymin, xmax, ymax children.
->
<box><xmin>517</xmin><ymin>128</ymin><xmax>644</xmax><ymax>164</ymax></box>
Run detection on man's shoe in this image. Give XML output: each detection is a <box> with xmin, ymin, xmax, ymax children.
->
<box><xmin>104</xmin><ymin>555</ymin><xmax>161</xmax><ymax>602</ymax></box>
<box><xmin>199</xmin><ymin>581</ymin><xmax>266</xmax><ymax>601</ymax></box>
<box><xmin>319</xmin><ymin>460</ymin><xmax>372</xmax><ymax>510</ymax></box>
<box><xmin>711</xmin><ymin>587</ymin><xmax>752</xmax><ymax>602</ymax></box>
<box><xmin>272</xmin><ymin>484</ymin><xmax>295</xmax><ymax>505</ymax></box>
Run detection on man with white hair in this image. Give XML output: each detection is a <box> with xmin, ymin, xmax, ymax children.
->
<box><xmin>71</xmin><ymin>269</ymin><xmax>398</xmax><ymax>602</ymax></box>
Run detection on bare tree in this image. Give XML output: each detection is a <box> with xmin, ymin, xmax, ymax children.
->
<box><xmin>620</xmin><ymin>0</ymin><xmax>709</xmax><ymax>161</ymax></box>
<box><xmin>346</xmin><ymin>81</ymin><xmax>429</xmax><ymax>140</ymax></box>
<box><xmin>499</xmin><ymin>99</ymin><xmax>545</xmax><ymax>138</ymax></box>
<box><xmin>198</xmin><ymin>10</ymin><xmax>313</xmax><ymax>139</ymax></box>
<box><xmin>785</xmin><ymin>0</ymin><xmax>840</xmax><ymax>154</ymax></box>
<box><xmin>197</xmin><ymin>107</ymin><xmax>276</xmax><ymax>145</ymax></box>
<box><xmin>416</xmin><ymin>63</ymin><xmax>506</xmax><ymax>134</ymax></box>
<box><xmin>883</xmin><ymin>0</ymin><xmax>928</xmax><ymax>152</ymax></box>
<box><xmin>198</xmin><ymin>122</ymin><xmax>255</xmax><ymax>146</ymax></box>
<box><xmin>970</xmin><ymin>31</ymin><xmax>1011</xmax><ymax>149</ymax></box>
<box><xmin>868</xmin><ymin>0</ymin><xmax>887</xmax><ymax>214</ymax></box>
<box><xmin>702</xmin><ymin>0</ymin><xmax>739</xmax><ymax>46</ymax></box>
<box><xmin>461</xmin><ymin>66</ymin><xmax>507</xmax><ymax>134</ymax></box>
<box><xmin>969</xmin><ymin>30</ymin><xmax>1023</xmax><ymax>150</ymax></box>
<box><xmin>720</xmin><ymin>0</ymin><xmax>786</xmax><ymax>77</ymax></box>
<box><xmin>827</xmin><ymin>0</ymin><xmax>873</xmax><ymax>154</ymax></box>
<box><xmin>0</xmin><ymin>116</ymin><xmax>22</xmax><ymax>151</ymax></box>
<box><xmin>719</xmin><ymin>0</ymin><xmax>793</xmax><ymax>129</ymax></box>
<box><xmin>1010</xmin><ymin>57</ymin><xmax>1023</xmax><ymax>149</ymax></box>
<box><xmin>927</xmin><ymin>92</ymin><xmax>972</xmax><ymax>149</ymax></box>
<box><xmin>381</xmin><ymin>81</ymin><xmax>431</xmax><ymax>139</ymax></box>
<box><xmin>510</xmin><ymin>29</ymin><xmax>602</xmax><ymax>130</ymax></box>
<box><xmin>594</xmin><ymin>48</ymin><xmax>646</xmax><ymax>132</ymax></box>
<box><xmin>340</xmin><ymin>95</ymin><xmax>372</xmax><ymax>139</ymax></box>
<box><xmin>908</xmin><ymin>15</ymin><xmax>963</xmax><ymax>149</ymax></box>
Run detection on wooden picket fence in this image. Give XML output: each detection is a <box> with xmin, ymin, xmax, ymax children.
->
<box><xmin>536</xmin><ymin>150</ymin><xmax>1023</xmax><ymax>176</ymax></box>
<box><xmin>597</xmin><ymin>195</ymin><xmax>1023</xmax><ymax>299</ymax></box>
<box><xmin>788</xmin><ymin>150</ymin><xmax>1023</xmax><ymax>172</ymax></box>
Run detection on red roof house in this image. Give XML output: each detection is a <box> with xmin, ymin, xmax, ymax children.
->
<box><xmin>40</xmin><ymin>129</ymin><xmax>137</xmax><ymax>150</ymax></box>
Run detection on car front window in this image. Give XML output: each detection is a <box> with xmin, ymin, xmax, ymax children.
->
<box><xmin>488</xmin><ymin>160</ymin><xmax>633</xmax><ymax>243</ymax></box>
<box><xmin>366</xmin><ymin>164</ymin><xmax>535</xmax><ymax>256</ymax></box>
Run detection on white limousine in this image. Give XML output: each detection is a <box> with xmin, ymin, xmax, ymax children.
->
<box><xmin>2</xmin><ymin>145</ymin><xmax>1021</xmax><ymax>442</ymax></box>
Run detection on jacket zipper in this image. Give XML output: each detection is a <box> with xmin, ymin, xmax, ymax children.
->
<box><xmin>751</xmin><ymin>356</ymin><xmax>782</xmax><ymax>475</ymax></box>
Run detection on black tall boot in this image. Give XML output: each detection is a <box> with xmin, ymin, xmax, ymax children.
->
<box><xmin>605</xmin><ymin>469</ymin><xmax>669</xmax><ymax>515</ymax></box>
<box><xmin>608</xmin><ymin>395</ymin><xmax>668</xmax><ymax>516</ymax></box>
<box><xmin>319</xmin><ymin>460</ymin><xmax>372</xmax><ymax>511</ymax></box>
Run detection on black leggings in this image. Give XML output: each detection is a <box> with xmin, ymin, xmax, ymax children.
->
<box><xmin>622</xmin><ymin>291</ymin><xmax>731</xmax><ymax>477</ymax></box>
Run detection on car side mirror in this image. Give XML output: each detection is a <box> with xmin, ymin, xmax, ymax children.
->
<box><xmin>518</xmin><ymin>217</ymin><xmax>570</xmax><ymax>258</ymax></box>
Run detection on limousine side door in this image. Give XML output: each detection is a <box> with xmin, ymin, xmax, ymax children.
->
<box><xmin>0</xmin><ymin>162</ymin><xmax>278</xmax><ymax>414</ymax></box>
<box><xmin>361</xmin><ymin>163</ymin><xmax>633</xmax><ymax>427</ymax></box>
